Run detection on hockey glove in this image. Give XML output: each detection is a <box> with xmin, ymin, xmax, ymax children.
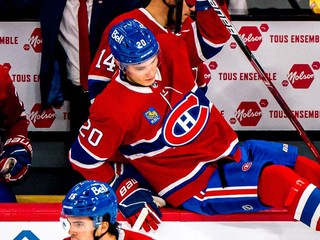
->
<box><xmin>0</xmin><ymin>135</ymin><xmax>32</xmax><ymax>182</ymax></box>
<box><xmin>115</xmin><ymin>178</ymin><xmax>165</xmax><ymax>232</ymax></box>
<box><xmin>310</xmin><ymin>0</ymin><xmax>320</xmax><ymax>14</ymax></box>
<box><xmin>185</xmin><ymin>0</ymin><xmax>225</xmax><ymax>11</ymax></box>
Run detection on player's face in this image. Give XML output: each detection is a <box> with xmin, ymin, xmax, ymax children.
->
<box><xmin>67</xmin><ymin>216</ymin><xmax>95</xmax><ymax>240</ymax></box>
<box><xmin>125</xmin><ymin>55</ymin><xmax>159</xmax><ymax>87</ymax></box>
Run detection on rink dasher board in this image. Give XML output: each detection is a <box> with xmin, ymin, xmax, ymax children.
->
<box><xmin>0</xmin><ymin>204</ymin><xmax>319</xmax><ymax>239</ymax></box>
<box><xmin>0</xmin><ymin>221</ymin><xmax>319</xmax><ymax>240</ymax></box>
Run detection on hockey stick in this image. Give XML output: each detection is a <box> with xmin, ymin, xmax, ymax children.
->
<box><xmin>132</xmin><ymin>207</ymin><xmax>149</xmax><ymax>231</ymax></box>
<box><xmin>287</xmin><ymin>0</ymin><xmax>301</xmax><ymax>10</ymax></box>
<box><xmin>207</xmin><ymin>0</ymin><xmax>320</xmax><ymax>161</ymax></box>
<box><xmin>174</xmin><ymin>0</ymin><xmax>183</xmax><ymax>33</ymax></box>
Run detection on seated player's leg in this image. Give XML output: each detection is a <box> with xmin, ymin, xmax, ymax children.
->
<box><xmin>293</xmin><ymin>156</ymin><xmax>320</xmax><ymax>187</ymax></box>
<box><xmin>240</xmin><ymin>139</ymin><xmax>298</xmax><ymax>167</ymax></box>
<box><xmin>182</xmin><ymin>160</ymin><xmax>272</xmax><ymax>216</ymax></box>
<box><xmin>259</xmin><ymin>164</ymin><xmax>320</xmax><ymax>230</ymax></box>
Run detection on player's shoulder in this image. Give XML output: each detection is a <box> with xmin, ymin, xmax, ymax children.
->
<box><xmin>156</xmin><ymin>32</ymin><xmax>185</xmax><ymax>54</ymax></box>
<box><xmin>112</xmin><ymin>8</ymin><xmax>143</xmax><ymax>25</ymax></box>
<box><xmin>182</xmin><ymin>16</ymin><xmax>194</xmax><ymax>28</ymax></box>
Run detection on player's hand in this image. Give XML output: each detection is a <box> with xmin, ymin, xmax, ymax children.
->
<box><xmin>310</xmin><ymin>0</ymin><xmax>320</xmax><ymax>14</ymax></box>
<box><xmin>115</xmin><ymin>178</ymin><xmax>165</xmax><ymax>232</ymax></box>
<box><xmin>0</xmin><ymin>135</ymin><xmax>32</xmax><ymax>182</ymax></box>
<box><xmin>185</xmin><ymin>0</ymin><xmax>225</xmax><ymax>10</ymax></box>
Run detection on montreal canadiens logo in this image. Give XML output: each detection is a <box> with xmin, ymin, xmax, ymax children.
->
<box><xmin>162</xmin><ymin>93</ymin><xmax>209</xmax><ymax>146</ymax></box>
<box><xmin>242</xmin><ymin>162</ymin><xmax>252</xmax><ymax>171</ymax></box>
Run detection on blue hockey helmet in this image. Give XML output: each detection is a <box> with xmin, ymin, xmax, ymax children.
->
<box><xmin>108</xmin><ymin>18</ymin><xmax>159</xmax><ymax>65</ymax></box>
<box><xmin>61</xmin><ymin>180</ymin><xmax>118</xmax><ymax>227</ymax></box>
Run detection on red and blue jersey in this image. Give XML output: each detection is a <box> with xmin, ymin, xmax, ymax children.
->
<box><xmin>70</xmin><ymin>34</ymin><xmax>238</xmax><ymax>207</ymax></box>
<box><xmin>88</xmin><ymin>5</ymin><xmax>230</xmax><ymax>101</ymax></box>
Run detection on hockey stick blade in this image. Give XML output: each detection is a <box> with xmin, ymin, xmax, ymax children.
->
<box><xmin>207</xmin><ymin>0</ymin><xmax>320</xmax><ymax>161</ymax></box>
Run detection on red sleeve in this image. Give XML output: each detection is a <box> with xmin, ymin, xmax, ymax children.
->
<box><xmin>0</xmin><ymin>65</ymin><xmax>29</xmax><ymax>140</ymax></box>
<box><xmin>196</xmin><ymin>2</ymin><xmax>231</xmax><ymax>44</ymax></box>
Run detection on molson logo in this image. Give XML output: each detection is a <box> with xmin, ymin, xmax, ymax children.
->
<box><xmin>2</xmin><ymin>63</ymin><xmax>11</xmax><ymax>70</ymax></box>
<box><xmin>24</xmin><ymin>28</ymin><xmax>42</xmax><ymax>53</ymax></box>
<box><xmin>231</xmin><ymin>101</ymin><xmax>268</xmax><ymax>127</ymax></box>
<box><xmin>238</xmin><ymin>24</ymin><xmax>268</xmax><ymax>51</ymax></box>
<box><xmin>28</xmin><ymin>103</ymin><xmax>56</xmax><ymax>128</ymax></box>
<box><xmin>285</xmin><ymin>64</ymin><xmax>315</xmax><ymax>89</ymax></box>
<box><xmin>196</xmin><ymin>62</ymin><xmax>212</xmax><ymax>85</ymax></box>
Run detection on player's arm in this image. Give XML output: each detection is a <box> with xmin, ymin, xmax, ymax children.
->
<box><xmin>88</xmin><ymin>18</ymin><xmax>123</xmax><ymax>103</ymax></box>
<box><xmin>68</xmin><ymin>98</ymin><xmax>128</xmax><ymax>182</ymax></box>
<box><xmin>184</xmin><ymin>0</ymin><xmax>231</xmax><ymax>62</ymax></box>
<box><xmin>69</xmin><ymin>119</ymin><xmax>117</xmax><ymax>182</ymax></box>
<box><xmin>0</xmin><ymin>66</ymin><xmax>32</xmax><ymax>182</ymax></box>
<box><xmin>69</xmin><ymin>104</ymin><xmax>165</xmax><ymax>231</ymax></box>
<box><xmin>88</xmin><ymin>34</ymin><xmax>116</xmax><ymax>102</ymax></box>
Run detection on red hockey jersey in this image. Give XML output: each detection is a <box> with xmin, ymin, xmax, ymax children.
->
<box><xmin>88</xmin><ymin>5</ymin><xmax>230</xmax><ymax>100</ymax></box>
<box><xmin>70</xmin><ymin>34</ymin><xmax>238</xmax><ymax>207</ymax></box>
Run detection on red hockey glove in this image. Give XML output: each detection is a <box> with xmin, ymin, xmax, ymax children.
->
<box><xmin>0</xmin><ymin>135</ymin><xmax>32</xmax><ymax>182</ymax></box>
<box><xmin>115</xmin><ymin>178</ymin><xmax>165</xmax><ymax>232</ymax></box>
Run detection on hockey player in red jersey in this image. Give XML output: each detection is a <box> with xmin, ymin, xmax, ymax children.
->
<box><xmin>69</xmin><ymin>19</ymin><xmax>320</xmax><ymax>232</ymax></box>
<box><xmin>61</xmin><ymin>180</ymin><xmax>154</xmax><ymax>240</ymax></box>
<box><xmin>86</xmin><ymin>0</ymin><xmax>230</xmax><ymax>232</ymax></box>
<box><xmin>0</xmin><ymin>64</ymin><xmax>32</xmax><ymax>202</ymax></box>
<box><xmin>88</xmin><ymin>0</ymin><xmax>230</xmax><ymax>102</ymax></box>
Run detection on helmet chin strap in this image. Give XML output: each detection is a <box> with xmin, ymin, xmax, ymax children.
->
<box><xmin>93</xmin><ymin>227</ymin><xmax>109</xmax><ymax>240</ymax></box>
<box><xmin>119</xmin><ymin>70</ymin><xmax>146</xmax><ymax>87</ymax></box>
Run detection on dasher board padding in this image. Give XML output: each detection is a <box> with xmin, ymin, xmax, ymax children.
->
<box><xmin>0</xmin><ymin>204</ymin><xmax>319</xmax><ymax>239</ymax></box>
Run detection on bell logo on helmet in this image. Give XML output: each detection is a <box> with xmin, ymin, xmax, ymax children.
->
<box><xmin>91</xmin><ymin>184</ymin><xmax>109</xmax><ymax>195</ymax></box>
<box><xmin>111</xmin><ymin>29</ymin><xmax>124</xmax><ymax>44</ymax></box>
